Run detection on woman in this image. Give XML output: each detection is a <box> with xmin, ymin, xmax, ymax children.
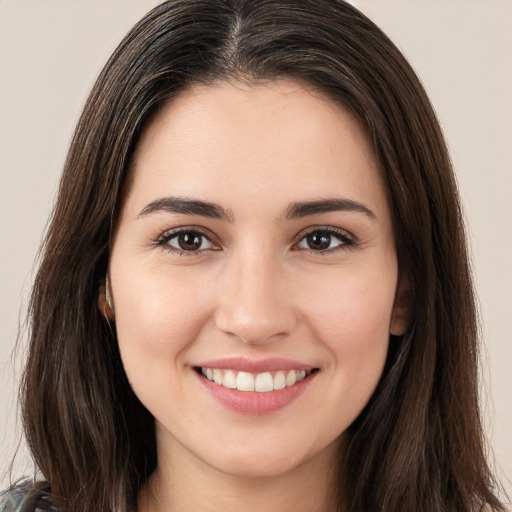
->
<box><xmin>1</xmin><ymin>0</ymin><xmax>507</xmax><ymax>511</ymax></box>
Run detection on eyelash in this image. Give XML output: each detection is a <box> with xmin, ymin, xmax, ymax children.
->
<box><xmin>154</xmin><ymin>226</ymin><xmax>356</xmax><ymax>257</ymax></box>
<box><xmin>294</xmin><ymin>227</ymin><xmax>356</xmax><ymax>255</ymax></box>
<box><xmin>154</xmin><ymin>227</ymin><xmax>220</xmax><ymax>257</ymax></box>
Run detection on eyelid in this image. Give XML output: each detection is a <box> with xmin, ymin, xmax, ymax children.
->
<box><xmin>154</xmin><ymin>226</ymin><xmax>221</xmax><ymax>254</ymax></box>
<box><xmin>292</xmin><ymin>225</ymin><xmax>356</xmax><ymax>252</ymax></box>
<box><xmin>152</xmin><ymin>224</ymin><xmax>356</xmax><ymax>256</ymax></box>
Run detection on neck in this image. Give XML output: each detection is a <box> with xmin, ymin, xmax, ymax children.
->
<box><xmin>137</xmin><ymin>436</ymin><xmax>344</xmax><ymax>512</ymax></box>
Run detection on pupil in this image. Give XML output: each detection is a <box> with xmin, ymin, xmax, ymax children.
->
<box><xmin>308</xmin><ymin>232</ymin><xmax>331</xmax><ymax>250</ymax></box>
<box><xmin>179</xmin><ymin>232</ymin><xmax>201</xmax><ymax>250</ymax></box>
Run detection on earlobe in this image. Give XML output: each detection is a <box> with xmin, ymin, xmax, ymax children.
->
<box><xmin>99</xmin><ymin>275</ymin><xmax>115</xmax><ymax>320</ymax></box>
<box><xmin>390</xmin><ymin>275</ymin><xmax>411</xmax><ymax>336</ymax></box>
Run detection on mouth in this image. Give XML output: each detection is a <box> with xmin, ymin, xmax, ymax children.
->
<box><xmin>194</xmin><ymin>367</ymin><xmax>319</xmax><ymax>392</ymax></box>
<box><xmin>193</xmin><ymin>357</ymin><xmax>320</xmax><ymax>414</ymax></box>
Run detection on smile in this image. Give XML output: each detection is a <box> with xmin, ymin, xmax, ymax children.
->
<box><xmin>194</xmin><ymin>361</ymin><xmax>319</xmax><ymax>415</ymax></box>
<box><xmin>199</xmin><ymin>367</ymin><xmax>313</xmax><ymax>392</ymax></box>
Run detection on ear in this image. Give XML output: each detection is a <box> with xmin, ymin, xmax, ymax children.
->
<box><xmin>99</xmin><ymin>278</ymin><xmax>115</xmax><ymax>320</ymax></box>
<box><xmin>390</xmin><ymin>274</ymin><xmax>411</xmax><ymax>336</ymax></box>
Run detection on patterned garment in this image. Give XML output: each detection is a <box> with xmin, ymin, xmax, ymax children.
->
<box><xmin>0</xmin><ymin>485</ymin><xmax>47</xmax><ymax>512</ymax></box>
<box><xmin>0</xmin><ymin>487</ymin><xmax>27</xmax><ymax>512</ymax></box>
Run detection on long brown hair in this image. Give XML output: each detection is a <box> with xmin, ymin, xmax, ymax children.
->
<box><xmin>14</xmin><ymin>1</ymin><xmax>506</xmax><ymax>510</ymax></box>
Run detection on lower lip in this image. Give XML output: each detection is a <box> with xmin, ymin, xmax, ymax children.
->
<box><xmin>196</xmin><ymin>371</ymin><xmax>317</xmax><ymax>415</ymax></box>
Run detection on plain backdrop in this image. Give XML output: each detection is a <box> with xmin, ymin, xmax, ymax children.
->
<box><xmin>1</xmin><ymin>0</ymin><xmax>510</xmax><ymax>501</ymax></box>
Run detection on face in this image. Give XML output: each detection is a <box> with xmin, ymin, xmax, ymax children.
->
<box><xmin>108</xmin><ymin>80</ymin><xmax>408</xmax><ymax>479</ymax></box>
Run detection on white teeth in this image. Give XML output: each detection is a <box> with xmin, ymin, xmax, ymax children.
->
<box><xmin>223</xmin><ymin>370</ymin><xmax>237</xmax><ymax>389</ymax></box>
<box><xmin>200</xmin><ymin>367</ymin><xmax>314</xmax><ymax>391</ymax></box>
<box><xmin>285</xmin><ymin>370</ymin><xmax>297</xmax><ymax>387</ymax></box>
<box><xmin>255</xmin><ymin>372</ymin><xmax>274</xmax><ymax>392</ymax></box>
<box><xmin>236</xmin><ymin>371</ymin><xmax>255</xmax><ymax>391</ymax></box>
<box><xmin>273</xmin><ymin>371</ymin><xmax>286</xmax><ymax>390</ymax></box>
<box><xmin>213</xmin><ymin>369</ymin><xmax>223</xmax><ymax>385</ymax></box>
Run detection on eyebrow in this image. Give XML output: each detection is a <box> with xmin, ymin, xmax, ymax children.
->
<box><xmin>285</xmin><ymin>198</ymin><xmax>376</xmax><ymax>220</ymax></box>
<box><xmin>138</xmin><ymin>197</ymin><xmax>235</xmax><ymax>222</ymax></box>
<box><xmin>137</xmin><ymin>196</ymin><xmax>376</xmax><ymax>222</ymax></box>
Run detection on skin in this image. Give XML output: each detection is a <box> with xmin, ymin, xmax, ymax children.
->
<box><xmin>106</xmin><ymin>79</ymin><xmax>409</xmax><ymax>512</ymax></box>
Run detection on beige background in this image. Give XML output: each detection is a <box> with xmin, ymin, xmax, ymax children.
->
<box><xmin>1</xmin><ymin>0</ymin><xmax>510</xmax><ymax>501</ymax></box>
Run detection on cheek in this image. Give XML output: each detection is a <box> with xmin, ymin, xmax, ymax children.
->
<box><xmin>304</xmin><ymin>264</ymin><xmax>395</xmax><ymax>331</ymax></box>
<box><xmin>111</xmin><ymin>263</ymin><xmax>215</xmax><ymax>387</ymax></box>
<box><xmin>299</xmin><ymin>265</ymin><xmax>396</xmax><ymax>389</ymax></box>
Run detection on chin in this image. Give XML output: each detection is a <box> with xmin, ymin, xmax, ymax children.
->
<box><xmin>196</xmin><ymin>433</ymin><xmax>339</xmax><ymax>481</ymax></box>
<box><xmin>213</xmin><ymin>453</ymin><xmax>307</xmax><ymax>479</ymax></box>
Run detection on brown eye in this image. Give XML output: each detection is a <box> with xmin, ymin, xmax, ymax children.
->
<box><xmin>297</xmin><ymin>229</ymin><xmax>353</xmax><ymax>252</ymax></box>
<box><xmin>306</xmin><ymin>232</ymin><xmax>332</xmax><ymax>250</ymax></box>
<box><xmin>166</xmin><ymin>230</ymin><xmax>213</xmax><ymax>252</ymax></box>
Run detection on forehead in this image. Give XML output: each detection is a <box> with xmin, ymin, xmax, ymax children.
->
<box><xmin>124</xmin><ymin>79</ymin><xmax>388</xmax><ymax>219</ymax></box>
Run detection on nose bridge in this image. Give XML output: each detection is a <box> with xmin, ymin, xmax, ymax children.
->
<box><xmin>215</xmin><ymin>245</ymin><xmax>296</xmax><ymax>344</ymax></box>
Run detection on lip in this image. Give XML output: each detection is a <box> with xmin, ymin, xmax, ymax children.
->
<box><xmin>193</xmin><ymin>357</ymin><xmax>319</xmax><ymax>415</ymax></box>
<box><xmin>195</xmin><ymin>356</ymin><xmax>314</xmax><ymax>373</ymax></box>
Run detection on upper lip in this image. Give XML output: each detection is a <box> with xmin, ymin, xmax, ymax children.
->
<box><xmin>195</xmin><ymin>357</ymin><xmax>315</xmax><ymax>373</ymax></box>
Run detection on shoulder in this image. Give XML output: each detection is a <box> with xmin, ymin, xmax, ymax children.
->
<box><xmin>0</xmin><ymin>486</ymin><xmax>27</xmax><ymax>512</ymax></box>
<box><xmin>0</xmin><ymin>481</ymin><xmax>53</xmax><ymax>512</ymax></box>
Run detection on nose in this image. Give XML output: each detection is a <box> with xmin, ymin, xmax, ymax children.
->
<box><xmin>214</xmin><ymin>250</ymin><xmax>298</xmax><ymax>345</ymax></box>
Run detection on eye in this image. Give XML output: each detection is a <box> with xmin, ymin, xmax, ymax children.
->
<box><xmin>158</xmin><ymin>229</ymin><xmax>217</xmax><ymax>253</ymax></box>
<box><xmin>296</xmin><ymin>228</ymin><xmax>354</xmax><ymax>252</ymax></box>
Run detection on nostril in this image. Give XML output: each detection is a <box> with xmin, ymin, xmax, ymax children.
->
<box><xmin>213</xmin><ymin>275</ymin><xmax>298</xmax><ymax>344</ymax></box>
<box><xmin>214</xmin><ymin>310</ymin><xmax>297</xmax><ymax>346</ymax></box>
